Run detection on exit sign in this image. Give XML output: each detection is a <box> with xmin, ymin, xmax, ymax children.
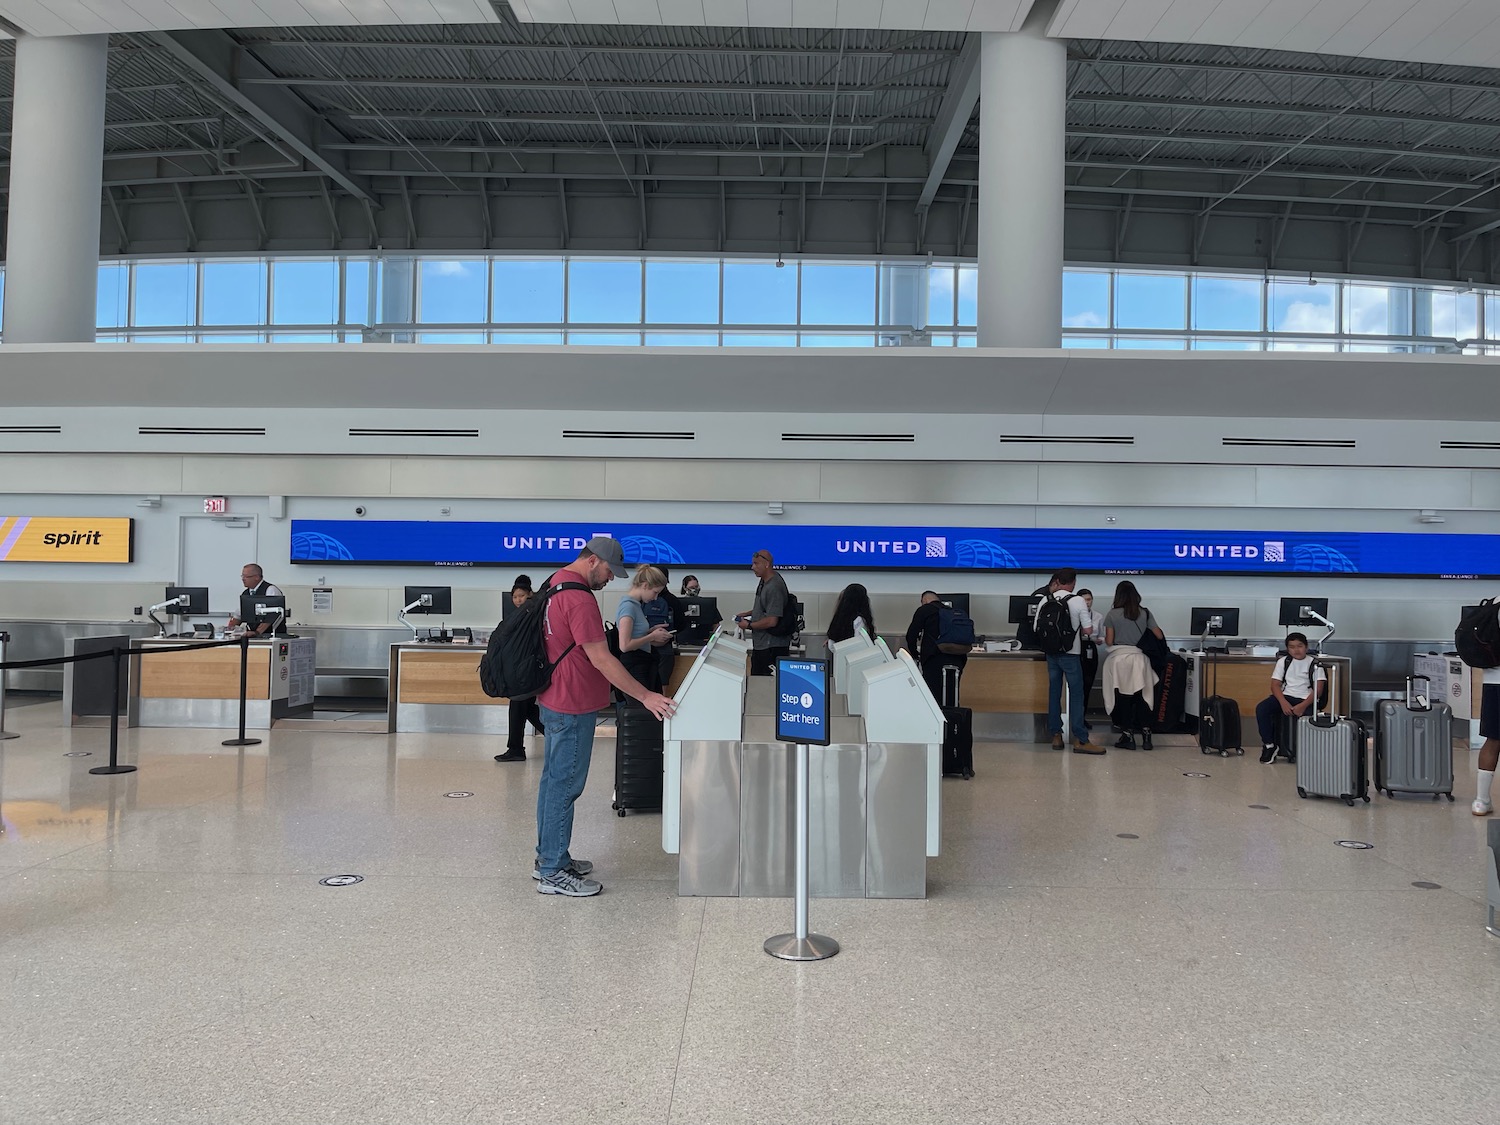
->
<box><xmin>204</xmin><ymin>497</ymin><xmax>227</xmax><ymax>514</ymax></box>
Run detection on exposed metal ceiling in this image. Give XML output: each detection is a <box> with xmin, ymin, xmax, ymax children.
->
<box><xmin>4</xmin><ymin>6</ymin><xmax>1500</xmax><ymax>280</ymax></box>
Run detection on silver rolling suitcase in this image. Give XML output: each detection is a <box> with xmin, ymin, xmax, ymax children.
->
<box><xmin>1296</xmin><ymin>661</ymin><xmax>1370</xmax><ymax>807</ymax></box>
<box><xmin>1374</xmin><ymin>675</ymin><xmax>1455</xmax><ymax>801</ymax></box>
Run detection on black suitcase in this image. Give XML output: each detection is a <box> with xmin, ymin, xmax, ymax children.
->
<box><xmin>940</xmin><ymin>665</ymin><xmax>974</xmax><ymax>780</ymax></box>
<box><xmin>1198</xmin><ymin>652</ymin><xmax>1244</xmax><ymax>756</ymax></box>
<box><xmin>612</xmin><ymin>699</ymin><xmax>664</xmax><ymax>816</ymax></box>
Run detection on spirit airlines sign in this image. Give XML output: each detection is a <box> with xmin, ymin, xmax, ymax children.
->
<box><xmin>290</xmin><ymin>519</ymin><xmax>1500</xmax><ymax>579</ymax></box>
<box><xmin>0</xmin><ymin>517</ymin><xmax>134</xmax><ymax>563</ymax></box>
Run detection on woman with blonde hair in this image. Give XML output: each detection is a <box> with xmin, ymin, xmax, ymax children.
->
<box><xmin>616</xmin><ymin>564</ymin><xmax>673</xmax><ymax>690</ymax></box>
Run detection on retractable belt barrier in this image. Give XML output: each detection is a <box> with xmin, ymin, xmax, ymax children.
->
<box><xmin>0</xmin><ymin>635</ymin><xmax>264</xmax><ymax>771</ymax></box>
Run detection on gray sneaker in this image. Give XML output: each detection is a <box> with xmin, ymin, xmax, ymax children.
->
<box><xmin>531</xmin><ymin>857</ymin><xmax>594</xmax><ymax>881</ymax></box>
<box><xmin>536</xmin><ymin>869</ymin><xmax>602</xmax><ymax>897</ymax></box>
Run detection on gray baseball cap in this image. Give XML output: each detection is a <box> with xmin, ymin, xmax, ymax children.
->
<box><xmin>584</xmin><ymin>536</ymin><xmax>629</xmax><ymax>573</ymax></box>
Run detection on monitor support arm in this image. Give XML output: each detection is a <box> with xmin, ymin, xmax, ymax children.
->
<box><xmin>397</xmin><ymin>594</ymin><xmax>432</xmax><ymax>641</ymax></box>
<box><xmin>1198</xmin><ymin>613</ymin><xmax>1225</xmax><ymax>654</ymax></box>
<box><xmin>253</xmin><ymin>603</ymin><xmax>287</xmax><ymax>635</ymax></box>
<box><xmin>146</xmin><ymin>595</ymin><xmax>190</xmax><ymax>637</ymax></box>
<box><xmin>1301</xmin><ymin>609</ymin><xmax>1336</xmax><ymax>651</ymax></box>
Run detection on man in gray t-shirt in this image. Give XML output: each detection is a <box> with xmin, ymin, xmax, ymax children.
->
<box><xmin>736</xmin><ymin>548</ymin><xmax>791</xmax><ymax>676</ymax></box>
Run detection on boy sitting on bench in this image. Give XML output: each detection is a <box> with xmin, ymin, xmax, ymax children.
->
<box><xmin>1256</xmin><ymin>632</ymin><xmax>1327</xmax><ymax>765</ymax></box>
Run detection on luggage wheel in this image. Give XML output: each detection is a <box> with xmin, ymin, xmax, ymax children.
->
<box><xmin>617</xmin><ymin>809</ymin><xmax>627</xmax><ymax>818</ymax></box>
<box><xmin>1445</xmin><ymin>792</ymin><xmax>1456</xmax><ymax>802</ymax></box>
<box><xmin>1362</xmin><ymin>795</ymin><xmax>1370</xmax><ymax>803</ymax></box>
<box><xmin>1296</xmin><ymin>786</ymin><xmax>1307</xmax><ymax>799</ymax></box>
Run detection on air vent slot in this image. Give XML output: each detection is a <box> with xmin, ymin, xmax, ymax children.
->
<box><xmin>782</xmin><ymin>433</ymin><xmax>916</xmax><ymax>443</ymax></box>
<box><xmin>1440</xmin><ymin>440</ymin><xmax>1500</xmax><ymax>451</ymax></box>
<box><xmin>0</xmin><ymin>425</ymin><xmax>61</xmax><ymax>434</ymax></box>
<box><xmin>1000</xmin><ymin>434</ymin><xmax>1134</xmax><ymax>446</ymax></box>
<box><xmin>349</xmin><ymin>427</ymin><xmax>479</xmax><ymax>438</ymax></box>
<box><xmin>1222</xmin><ymin>437</ymin><xmax>1356</xmax><ymax>449</ymax></box>
<box><xmin>563</xmin><ymin>429</ymin><xmax>695</xmax><ymax>440</ymax></box>
<box><xmin>138</xmin><ymin>425</ymin><xmax>266</xmax><ymax>436</ymax></box>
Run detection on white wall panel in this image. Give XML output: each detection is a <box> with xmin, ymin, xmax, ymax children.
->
<box><xmin>0</xmin><ymin>454</ymin><xmax>185</xmax><ymax>494</ymax></box>
<box><xmin>604</xmin><ymin>459</ymin><xmax>825</xmax><ymax>501</ymax></box>
<box><xmin>818</xmin><ymin>461</ymin><xmax>1041</xmax><ymax>504</ymax></box>
<box><xmin>180</xmin><ymin>456</ymin><xmax>394</xmax><ymax>497</ymax></box>
<box><xmin>1039</xmin><ymin>463</ymin><xmax>1258</xmax><ymax>506</ymax></box>
<box><xmin>1254</xmin><ymin>466</ymin><xmax>1475</xmax><ymax>511</ymax></box>
<box><xmin>391</xmin><ymin>458</ymin><xmax>608</xmax><ymax>499</ymax></box>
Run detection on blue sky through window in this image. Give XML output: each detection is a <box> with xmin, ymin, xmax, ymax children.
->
<box><xmin>568</xmin><ymin>261</ymin><xmax>642</xmax><ymax>323</ymax></box>
<box><xmin>646</xmin><ymin>261</ymin><xmax>718</xmax><ymax>324</ymax></box>
<box><xmin>273</xmin><ymin>260</ymin><xmax>339</xmax><ymax>325</ymax></box>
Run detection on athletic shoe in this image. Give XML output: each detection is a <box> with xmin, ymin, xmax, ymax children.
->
<box><xmin>493</xmin><ymin>749</ymin><xmax>526</xmax><ymax>763</ymax></box>
<box><xmin>1072</xmin><ymin>740</ymin><xmax>1106</xmax><ymax>755</ymax></box>
<box><xmin>536</xmin><ymin>869</ymin><xmax>602</xmax><ymax>897</ymax></box>
<box><xmin>1050</xmin><ymin>733</ymin><xmax>1065</xmax><ymax>750</ymax></box>
<box><xmin>1259</xmin><ymin>744</ymin><xmax>1277</xmax><ymax>765</ymax></box>
<box><xmin>1474</xmin><ymin>799</ymin><xmax>1494</xmax><ymax>817</ymax></box>
<box><xmin>532</xmin><ymin>857</ymin><xmax>594</xmax><ymax>880</ymax></box>
<box><xmin>1114</xmin><ymin>734</ymin><xmax>1135</xmax><ymax>750</ymax></box>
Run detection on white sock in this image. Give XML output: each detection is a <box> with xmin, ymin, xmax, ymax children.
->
<box><xmin>1479</xmin><ymin>769</ymin><xmax>1496</xmax><ymax>806</ymax></box>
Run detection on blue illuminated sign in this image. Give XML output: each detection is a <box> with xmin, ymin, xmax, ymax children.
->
<box><xmin>289</xmin><ymin>519</ymin><xmax>1497</xmax><ymax>579</ymax></box>
<box><xmin>776</xmin><ymin>658</ymin><xmax>830</xmax><ymax>746</ymax></box>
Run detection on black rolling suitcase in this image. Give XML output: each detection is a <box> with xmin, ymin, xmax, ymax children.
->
<box><xmin>1198</xmin><ymin>652</ymin><xmax>1244</xmax><ymax>756</ymax></box>
<box><xmin>612</xmin><ymin>698</ymin><xmax>664</xmax><ymax>816</ymax></box>
<box><xmin>941</xmin><ymin>665</ymin><xmax>974</xmax><ymax>780</ymax></box>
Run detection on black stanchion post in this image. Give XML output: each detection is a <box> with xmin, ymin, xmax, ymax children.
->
<box><xmin>0</xmin><ymin>630</ymin><xmax>19</xmax><ymax>741</ymax></box>
<box><xmin>222</xmin><ymin>634</ymin><xmax>261</xmax><ymax>748</ymax></box>
<box><xmin>90</xmin><ymin>646</ymin><xmax>137</xmax><ymax>776</ymax></box>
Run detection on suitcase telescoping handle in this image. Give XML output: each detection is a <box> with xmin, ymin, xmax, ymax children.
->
<box><xmin>1310</xmin><ymin>659</ymin><xmax>1339</xmax><ymax>728</ymax></box>
<box><xmin>943</xmin><ymin>663</ymin><xmax>961</xmax><ymax>710</ymax></box>
<box><xmin>1405</xmin><ymin>674</ymin><xmax>1432</xmax><ymax>712</ymax></box>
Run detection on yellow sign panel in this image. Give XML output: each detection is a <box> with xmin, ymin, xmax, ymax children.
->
<box><xmin>0</xmin><ymin>516</ymin><xmax>134</xmax><ymax>563</ymax></box>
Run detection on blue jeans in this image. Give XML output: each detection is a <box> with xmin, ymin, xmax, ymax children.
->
<box><xmin>1046</xmin><ymin>653</ymin><xmax>1088</xmax><ymax>744</ymax></box>
<box><xmin>536</xmin><ymin>706</ymin><xmax>597</xmax><ymax>876</ymax></box>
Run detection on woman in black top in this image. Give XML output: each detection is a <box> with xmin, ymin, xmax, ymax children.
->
<box><xmin>826</xmin><ymin>583</ymin><xmax>876</xmax><ymax>648</ymax></box>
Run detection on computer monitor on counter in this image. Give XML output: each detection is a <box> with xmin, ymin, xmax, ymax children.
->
<box><xmin>1278</xmin><ymin>597</ymin><xmax>1329</xmax><ymax>627</ymax></box>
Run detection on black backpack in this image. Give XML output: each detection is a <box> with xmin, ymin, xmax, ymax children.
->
<box><xmin>477</xmin><ymin>580</ymin><xmax>591</xmax><ymax>699</ymax></box>
<box><xmin>768</xmin><ymin>580</ymin><xmax>801</xmax><ymax>638</ymax></box>
<box><xmin>1015</xmin><ymin>585</ymin><xmax>1049</xmax><ymax>650</ymax></box>
<box><xmin>1456</xmin><ymin>598</ymin><xmax>1500</xmax><ymax>669</ymax></box>
<box><xmin>1033</xmin><ymin>593</ymin><xmax>1079</xmax><ymax>656</ymax></box>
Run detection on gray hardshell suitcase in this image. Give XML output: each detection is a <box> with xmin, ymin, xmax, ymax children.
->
<box><xmin>1374</xmin><ymin>675</ymin><xmax>1455</xmax><ymax>801</ymax></box>
<box><xmin>1296</xmin><ymin>661</ymin><xmax>1370</xmax><ymax>807</ymax></box>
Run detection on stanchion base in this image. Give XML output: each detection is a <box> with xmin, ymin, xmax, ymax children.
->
<box><xmin>763</xmin><ymin>933</ymin><xmax>840</xmax><ymax>961</ymax></box>
<box><xmin>221</xmin><ymin>738</ymin><xmax>263</xmax><ymax>747</ymax></box>
<box><xmin>0</xmin><ymin>731</ymin><xmax>19</xmax><ymax>741</ymax></box>
<box><xmin>88</xmin><ymin>764</ymin><xmax>138</xmax><ymax>775</ymax></box>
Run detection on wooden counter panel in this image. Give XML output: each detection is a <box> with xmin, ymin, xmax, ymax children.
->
<box><xmin>138</xmin><ymin>645</ymin><xmax>270</xmax><ymax>700</ymax></box>
<box><xmin>398</xmin><ymin>648</ymin><xmax>503</xmax><ymax>706</ymax></box>
<box><xmin>1199</xmin><ymin>657</ymin><xmax>1350</xmax><ymax>719</ymax></box>
<box><xmin>958</xmin><ymin>657</ymin><xmax>1049</xmax><ymax>713</ymax></box>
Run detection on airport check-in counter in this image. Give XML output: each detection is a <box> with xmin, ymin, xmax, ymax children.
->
<box><xmin>665</xmin><ymin>629</ymin><xmax>937</xmax><ymax>899</ymax></box>
<box><xmin>128</xmin><ymin>636</ymin><xmax>316</xmax><ymax>729</ymax></box>
<box><xmin>1184</xmin><ymin>651</ymin><xmax>1352</xmax><ymax>719</ymax></box>
<box><xmin>387</xmin><ymin>641</ymin><xmax>501</xmax><ymax>733</ymax></box>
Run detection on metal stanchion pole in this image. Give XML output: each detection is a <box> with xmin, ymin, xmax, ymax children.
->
<box><xmin>222</xmin><ymin>635</ymin><xmax>261</xmax><ymax>748</ymax></box>
<box><xmin>89</xmin><ymin>647</ymin><xmax>136</xmax><ymax>776</ymax></box>
<box><xmin>764</xmin><ymin>742</ymin><xmax>839</xmax><ymax>962</ymax></box>
<box><xmin>0</xmin><ymin>632</ymin><xmax>19</xmax><ymax>741</ymax></box>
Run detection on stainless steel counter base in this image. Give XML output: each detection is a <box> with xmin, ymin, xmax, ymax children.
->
<box><xmin>394</xmin><ymin>702</ymin><xmax>507</xmax><ymax>735</ymax></box>
<box><xmin>678</xmin><ymin>739</ymin><xmax>929</xmax><ymax>899</ymax></box>
<box><xmin>136</xmin><ymin>698</ymin><xmax>275</xmax><ymax>729</ymax></box>
<box><xmin>973</xmin><ymin>712</ymin><xmax>1051</xmax><ymax>744</ymax></box>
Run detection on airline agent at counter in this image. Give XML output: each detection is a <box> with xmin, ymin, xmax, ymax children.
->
<box><xmin>225</xmin><ymin>563</ymin><xmax>284</xmax><ymax>636</ymax></box>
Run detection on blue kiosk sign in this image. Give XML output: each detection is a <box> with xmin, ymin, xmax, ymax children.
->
<box><xmin>775</xmin><ymin>658</ymin><xmax>831</xmax><ymax>747</ymax></box>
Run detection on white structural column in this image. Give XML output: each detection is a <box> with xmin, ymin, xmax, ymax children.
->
<box><xmin>976</xmin><ymin>11</ymin><xmax>1066</xmax><ymax>348</ymax></box>
<box><xmin>4</xmin><ymin>35</ymin><xmax>109</xmax><ymax>344</ymax></box>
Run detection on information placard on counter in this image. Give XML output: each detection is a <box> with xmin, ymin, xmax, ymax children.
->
<box><xmin>775</xmin><ymin>657</ymin><xmax>830</xmax><ymax>746</ymax></box>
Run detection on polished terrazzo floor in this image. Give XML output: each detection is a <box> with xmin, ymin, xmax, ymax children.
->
<box><xmin>1</xmin><ymin>700</ymin><xmax>1497</xmax><ymax>1125</ymax></box>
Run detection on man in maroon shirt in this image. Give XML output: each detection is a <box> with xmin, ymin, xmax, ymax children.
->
<box><xmin>534</xmin><ymin>536</ymin><xmax>676</xmax><ymax>897</ymax></box>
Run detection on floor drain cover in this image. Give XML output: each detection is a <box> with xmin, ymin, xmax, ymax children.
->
<box><xmin>63</xmin><ymin>751</ymin><xmax>93</xmax><ymax>758</ymax></box>
<box><xmin>1335</xmin><ymin>840</ymin><xmax>1374</xmax><ymax>850</ymax></box>
<box><xmin>319</xmin><ymin>875</ymin><xmax>364</xmax><ymax>887</ymax></box>
<box><xmin>1183</xmin><ymin>772</ymin><xmax>1210</xmax><ymax>778</ymax></box>
<box><xmin>1248</xmin><ymin>804</ymin><xmax>1270</xmax><ymax>809</ymax></box>
<box><xmin>444</xmin><ymin>791</ymin><xmax>474</xmax><ymax>799</ymax></box>
<box><xmin>1411</xmin><ymin>880</ymin><xmax>1441</xmax><ymax>889</ymax></box>
<box><xmin>1116</xmin><ymin>833</ymin><xmax>1140</xmax><ymax>839</ymax></box>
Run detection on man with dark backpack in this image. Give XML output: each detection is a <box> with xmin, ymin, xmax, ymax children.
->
<box><xmin>527</xmin><ymin>537</ymin><xmax>675</xmax><ymax>897</ymax></box>
<box><xmin>1033</xmin><ymin>568</ymin><xmax>1104</xmax><ymax>755</ymax></box>
<box><xmin>905</xmin><ymin>591</ymin><xmax>974</xmax><ymax>703</ymax></box>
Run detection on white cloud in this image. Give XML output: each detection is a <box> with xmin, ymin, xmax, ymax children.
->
<box><xmin>1275</xmin><ymin>298</ymin><xmax>1334</xmax><ymax>334</ymax></box>
<box><xmin>430</xmin><ymin>261</ymin><xmax>474</xmax><ymax>278</ymax></box>
<box><xmin>1063</xmin><ymin>310</ymin><xmax>1105</xmax><ymax>328</ymax></box>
